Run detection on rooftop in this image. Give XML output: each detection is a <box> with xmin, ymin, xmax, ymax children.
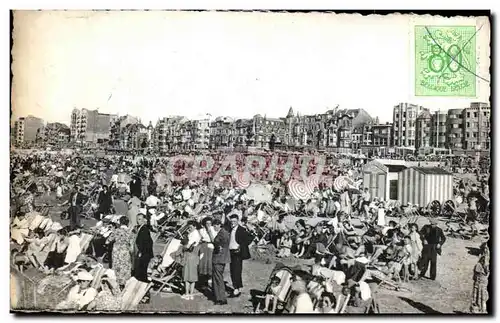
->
<box><xmin>412</xmin><ymin>167</ymin><xmax>452</xmax><ymax>175</ymax></box>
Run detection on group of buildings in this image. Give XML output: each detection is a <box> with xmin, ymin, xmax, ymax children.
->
<box><xmin>11</xmin><ymin>102</ymin><xmax>491</xmax><ymax>157</ymax></box>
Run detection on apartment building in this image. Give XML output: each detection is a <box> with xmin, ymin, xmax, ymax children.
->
<box><xmin>415</xmin><ymin>110</ymin><xmax>431</xmax><ymax>151</ymax></box>
<box><xmin>392</xmin><ymin>103</ymin><xmax>427</xmax><ymax>148</ymax></box>
<box><xmin>70</xmin><ymin>108</ymin><xmax>117</xmax><ymax>144</ymax></box>
<box><xmin>209</xmin><ymin>117</ymin><xmax>236</xmax><ymax>149</ymax></box>
<box><xmin>13</xmin><ymin>115</ymin><xmax>44</xmax><ymax>146</ymax></box>
<box><xmin>446</xmin><ymin>108</ymin><xmax>464</xmax><ymax>150</ymax></box>
<box><xmin>44</xmin><ymin>122</ymin><xmax>70</xmax><ymax>146</ymax></box>
<box><xmin>429</xmin><ymin>111</ymin><xmax>448</xmax><ymax>149</ymax></box>
<box><xmin>462</xmin><ymin>102</ymin><xmax>490</xmax><ymax>151</ymax></box>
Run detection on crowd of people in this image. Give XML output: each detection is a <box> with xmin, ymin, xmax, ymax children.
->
<box><xmin>9</xmin><ymin>149</ymin><xmax>490</xmax><ymax>313</ymax></box>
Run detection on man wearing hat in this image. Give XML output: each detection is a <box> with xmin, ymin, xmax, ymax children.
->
<box><xmin>419</xmin><ymin>218</ymin><xmax>446</xmax><ymax>281</ymax></box>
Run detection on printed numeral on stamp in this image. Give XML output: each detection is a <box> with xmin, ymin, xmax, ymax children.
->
<box><xmin>415</xmin><ymin>26</ymin><xmax>476</xmax><ymax>97</ymax></box>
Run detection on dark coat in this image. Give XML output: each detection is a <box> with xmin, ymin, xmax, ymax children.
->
<box><xmin>136</xmin><ymin>224</ymin><xmax>154</xmax><ymax>259</ymax></box>
<box><xmin>129</xmin><ymin>178</ymin><xmax>142</xmax><ymax>198</ymax></box>
<box><xmin>212</xmin><ymin>228</ymin><xmax>231</xmax><ymax>264</ymax></box>
<box><xmin>97</xmin><ymin>191</ymin><xmax>113</xmax><ymax>212</ymax></box>
<box><xmin>420</xmin><ymin>224</ymin><xmax>446</xmax><ymax>255</ymax></box>
<box><xmin>68</xmin><ymin>192</ymin><xmax>87</xmax><ymax>207</ymax></box>
<box><xmin>234</xmin><ymin>226</ymin><xmax>252</xmax><ymax>260</ymax></box>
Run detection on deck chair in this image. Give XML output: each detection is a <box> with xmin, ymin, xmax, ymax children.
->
<box><xmin>121</xmin><ymin>277</ymin><xmax>153</xmax><ymax>311</ymax></box>
<box><xmin>90</xmin><ymin>265</ymin><xmax>107</xmax><ymax>289</ymax></box>
<box><xmin>28</xmin><ymin>213</ymin><xmax>46</xmax><ymax>231</ymax></box>
<box><xmin>149</xmin><ymin>237</ymin><xmax>184</xmax><ymax>295</ymax></box>
<box><xmin>254</xmin><ymin>264</ymin><xmax>293</xmax><ymax>313</ymax></box>
<box><xmin>79</xmin><ymin>232</ymin><xmax>95</xmax><ymax>255</ymax></box>
<box><xmin>366</xmin><ymin>269</ymin><xmax>410</xmax><ymax>292</ymax></box>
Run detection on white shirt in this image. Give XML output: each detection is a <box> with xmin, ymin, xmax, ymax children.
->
<box><xmin>229</xmin><ymin>226</ymin><xmax>239</xmax><ymax>250</ymax></box>
<box><xmin>294</xmin><ymin>293</ymin><xmax>315</xmax><ymax>313</ymax></box>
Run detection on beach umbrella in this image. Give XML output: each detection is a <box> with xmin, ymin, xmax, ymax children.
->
<box><xmin>235</xmin><ymin>172</ymin><xmax>251</xmax><ymax>189</ymax></box>
<box><xmin>304</xmin><ymin>175</ymin><xmax>320</xmax><ymax>194</ymax></box>
<box><xmin>246</xmin><ymin>183</ymin><xmax>272</xmax><ymax>203</ymax></box>
<box><xmin>287</xmin><ymin>179</ymin><xmax>311</xmax><ymax>201</ymax></box>
<box><xmin>333</xmin><ymin>176</ymin><xmax>355</xmax><ymax>192</ymax></box>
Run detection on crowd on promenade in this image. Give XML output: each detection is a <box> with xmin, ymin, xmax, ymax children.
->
<box><xmin>10</xmin><ymin>149</ymin><xmax>490</xmax><ymax>313</ymax></box>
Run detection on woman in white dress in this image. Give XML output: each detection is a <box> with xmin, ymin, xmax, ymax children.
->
<box><xmin>198</xmin><ymin>217</ymin><xmax>215</xmax><ymax>289</ymax></box>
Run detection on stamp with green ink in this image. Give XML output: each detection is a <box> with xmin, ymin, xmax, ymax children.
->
<box><xmin>415</xmin><ymin>26</ymin><xmax>476</xmax><ymax>97</ymax></box>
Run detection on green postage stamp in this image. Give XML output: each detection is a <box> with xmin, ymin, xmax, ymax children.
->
<box><xmin>415</xmin><ymin>26</ymin><xmax>476</xmax><ymax>97</ymax></box>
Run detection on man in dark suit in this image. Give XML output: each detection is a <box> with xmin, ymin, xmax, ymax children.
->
<box><xmin>129</xmin><ymin>174</ymin><xmax>142</xmax><ymax>199</ymax></box>
<box><xmin>211</xmin><ymin>219</ymin><xmax>230</xmax><ymax>305</ymax></box>
<box><xmin>60</xmin><ymin>185</ymin><xmax>87</xmax><ymax>230</ymax></box>
<box><xmin>419</xmin><ymin>217</ymin><xmax>446</xmax><ymax>281</ymax></box>
<box><xmin>228</xmin><ymin>214</ymin><xmax>252</xmax><ymax>297</ymax></box>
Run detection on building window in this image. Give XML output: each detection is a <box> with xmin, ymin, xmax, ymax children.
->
<box><xmin>474</xmin><ymin>112</ymin><xmax>478</xmax><ymax>118</ymax></box>
<box><xmin>467</xmin><ymin>112</ymin><xmax>470</xmax><ymax>118</ymax></box>
<box><xmin>473</xmin><ymin>132</ymin><xmax>478</xmax><ymax>138</ymax></box>
<box><xmin>466</xmin><ymin>122</ymin><xmax>470</xmax><ymax>128</ymax></box>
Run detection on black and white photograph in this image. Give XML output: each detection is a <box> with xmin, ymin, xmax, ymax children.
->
<box><xmin>9</xmin><ymin>10</ymin><xmax>491</xmax><ymax>314</ymax></box>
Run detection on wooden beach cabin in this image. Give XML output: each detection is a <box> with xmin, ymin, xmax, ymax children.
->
<box><xmin>362</xmin><ymin>159</ymin><xmax>407</xmax><ymax>201</ymax></box>
<box><xmin>397</xmin><ymin>167</ymin><xmax>453</xmax><ymax>207</ymax></box>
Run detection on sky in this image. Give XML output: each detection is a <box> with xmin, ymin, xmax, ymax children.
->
<box><xmin>11</xmin><ymin>11</ymin><xmax>490</xmax><ymax>126</ymax></box>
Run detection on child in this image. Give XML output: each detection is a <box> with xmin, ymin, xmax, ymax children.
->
<box><xmin>401</xmin><ymin>236</ymin><xmax>413</xmax><ymax>282</ymax></box>
<box><xmin>408</xmin><ymin>223</ymin><xmax>422</xmax><ymax>280</ymax></box>
<box><xmin>277</xmin><ymin>232</ymin><xmax>292</xmax><ymax>258</ymax></box>
<box><xmin>263</xmin><ymin>276</ymin><xmax>281</xmax><ymax>313</ymax></box>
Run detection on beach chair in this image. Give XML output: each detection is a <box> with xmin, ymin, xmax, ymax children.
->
<box><xmin>150</xmin><ymin>227</ymin><xmax>197</xmax><ymax>295</ymax></box>
<box><xmin>79</xmin><ymin>231</ymin><xmax>95</xmax><ymax>255</ymax></box>
<box><xmin>121</xmin><ymin>277</ymin><xmax>153</xmax><ymax>311</ymax></box>
<box><xmin>254</xmin><ymin>264</ymin><xmax>294</xmax><ymax>313</ymax></box>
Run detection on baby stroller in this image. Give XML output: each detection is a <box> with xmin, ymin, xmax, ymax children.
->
<box><xmin>253</xmin><ymin>263</ymin><xmax>294</xmax><ymax>313</ymax></box>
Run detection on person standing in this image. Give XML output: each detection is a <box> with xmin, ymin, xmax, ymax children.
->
<box><xmin>108</xmin><ymin>216</ymin><xmax>133</xmax><ymax>290</ymax></box>
<box><xmin>210</xmin><ymin>219</ymin><xmax>230</xmax><ymax>305</ymax></box>
<box><xmin>470</xmin><ymin>254</ymin><xmax>489</xmax><ymax>313</ymax></box>
<box><xmin>60</xmin><ymin>185</ymin><xmax>86</xmax><ymax>230</ymax></box>
<box><xmin>126</xmin><ymin>196</ymin><xmax>141</xmax><ymax>229</ymax></box>
<box><xmin>198</xmin><ymin>217</ymin><xmax>215</xmax><ymax>290</ymax></box>
<box><xmin>340</xmin><ymin>188</ymin><xmax>352</xmax><ymax>217</ymax></box>
<box><xmin>129</xmin><ymin>174</ymin><xmax>142</xmax><ymax>200</ymax></box>
<box><xmin>96</xmin><ymin>185</ymin><xmax>113</xmax><ymax>220</ymax></box>
<box><xmin>419</xmin><ymin>218</ymin><xmax>446</xmax><ymax>280</ymax></box>
<box><xmin>228</xmin><ymin>214</ymin><xmax>252</xmax><ymax>297</ymax></box>
<box><xmin>133</xmin><ymin>210</ymin><xmax>153</xmax><ymax>283</ymax></box>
